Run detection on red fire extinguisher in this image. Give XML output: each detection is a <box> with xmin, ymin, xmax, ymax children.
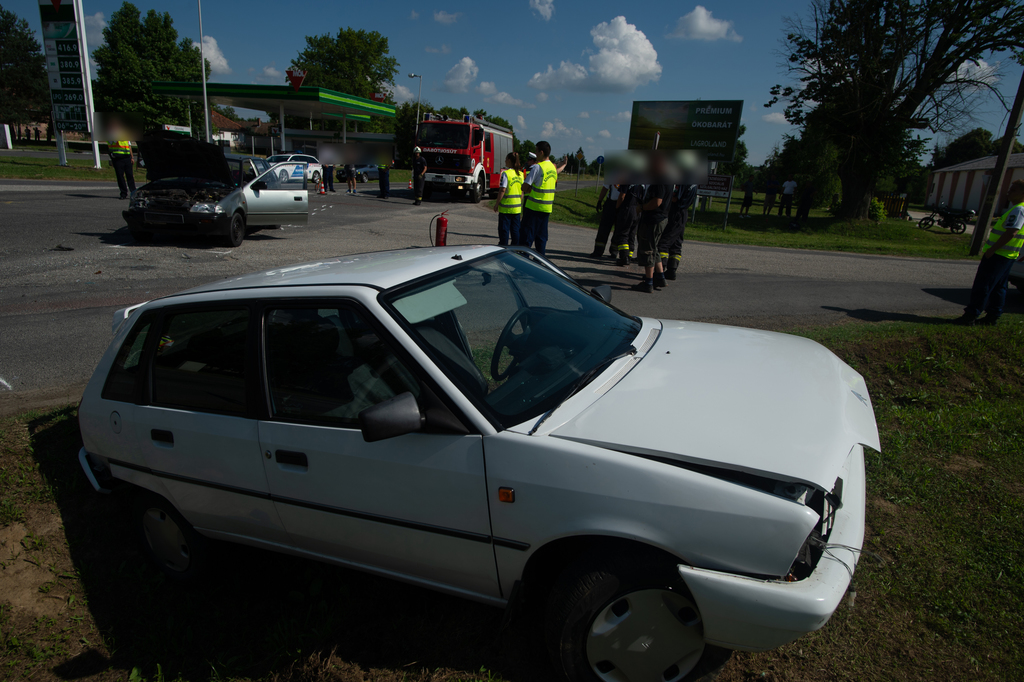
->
<box><xmin>430</xmin><ymin>211</ymin><xmax>449</xmax><ymax>247</ymax></box>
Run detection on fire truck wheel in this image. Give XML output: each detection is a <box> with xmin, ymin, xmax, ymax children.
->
<box><xmin>423</xmin><ymin>187</ymin><xmax>433</xmax><ymax>201</ymax></box>
<box><xmin>471</xmin><ymin>176</ymin><xmax>484</xmax><ymax>204</ymax></box>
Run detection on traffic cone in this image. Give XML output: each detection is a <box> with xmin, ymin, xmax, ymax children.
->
<box><xmin>408</xmin><ymin>180</ymin><xmax>413</xmax><ymax>190</ymax></box>
<box><xmin>318</xmin><ymin>177</ymin><xmax>326</xmax><ymax>195</ymax></box>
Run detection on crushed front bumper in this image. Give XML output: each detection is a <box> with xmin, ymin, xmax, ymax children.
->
<box><xmin>123</xmin><ymin>208</ymin><xmax>232</xmax><ymax>236</ymax></box>
<box><xmin>678</xmin><ymin>444</ymin><xmax>867</xmax><ymax>651</ymax></box>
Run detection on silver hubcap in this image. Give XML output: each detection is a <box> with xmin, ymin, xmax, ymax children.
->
<box><xmin>586</xmin><ymin>589</ymin><xmax>705</xmax><ymax>682</ymax></box>
<box><xmin>142</xmin><ymin>507</ymin><xmax>190</xmax><ymax>572</ymax></box>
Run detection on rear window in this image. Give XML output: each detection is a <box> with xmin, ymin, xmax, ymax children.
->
<box><xmin>102</xmin><ymin>314</ymin><xmax>153</xmax><ymax>402</ymax></box>
<box><xmin>151</xmin><ymin>309</ymin><xmax>250</xmax><ymax>415</ymax></box>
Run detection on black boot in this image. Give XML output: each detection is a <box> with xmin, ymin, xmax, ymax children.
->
<box><xmin>664</xmin><ymin>267</ymin><xmax>677</xmax><ymax>280</ymax></box>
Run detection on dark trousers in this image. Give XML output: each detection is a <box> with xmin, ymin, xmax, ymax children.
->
<box><xmin>965</xmin><ymin>255</ymin><xmax>1016</xmax><ymax>319</ymax></box>
<box><xmin>519</xmin><ymin>208</ymin><xmax>550</xmax><ymax>254</ymax></box>
<box><xmin>112</xmin><ymin>155</ymin><xmax>136</xmax><ymax>198</ymax></box>
<box><xmin>657</xmin><ymin>204</ymin><xmax>688</xmax><ymax>269</ymax></box>
<box><xmin>498</xmin><ymin>212</ymin><xmax>521</xmax><ymax>246</ymax></box>
<box><xmin>413</xmin><ymin>176</ymin><xmax>425</xmax><ymax>203</ymax></box>
<box><xmin>636</xmin><ymin>215</ymin><xmax>668</xmax><ymax>268</ymax></box>
<box><xmin>778</xmin><ymin>193</ymin><xmax>794</xmax><ymax>216</ymax></box>
<box><xmin>324</xmin><ymin>165</ymin><xmax>334</xmax><ymax>191</ymax></box>
<box><xmin>378</xmin><ymin>169</ymin><xmax>390</xmax><ymax>197</ymax></box>
<box><xmin>795</xmin><ymin>199</ymin><xmax>812</xmax><ymax>222</ymax></box>
<box><xmin>611</xmin><ymin>206</ymin><xmax>639</xmax><ymax>257</ymax></box>
<box><xmin>593</xmin><ymin>201</ymin><xmax>618</xmax><ymax>254</ymax></box>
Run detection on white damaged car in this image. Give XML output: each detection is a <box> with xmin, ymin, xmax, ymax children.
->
<box><xmin>77</xmin><ymin>246</ymin><xmax>879</xmax><ymax>682</ymax></box>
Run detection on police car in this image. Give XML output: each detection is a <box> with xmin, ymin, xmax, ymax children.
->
<box><xmin>77</xmin><ymin>246</ymin><xmax>877</xmax><ymax>682</ymax></box>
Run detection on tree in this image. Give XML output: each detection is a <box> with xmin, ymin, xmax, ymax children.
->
<box><xmin>212</xmin><ymin>104</ymin><xmax>240</xmax><ymax>122</ymax></box>
<box><xmin>717</xmin><ymin>124</ymin><xmax>750</xmax><ymax>178</ymax></box>
<box><xmin>290</xmin><ymin>28</ymin><xmax>397</xmax><ymax>100</ymax></box>
<box><xmin>767</xmin><ymin>0</ymin><xmax>1024</xmax><ymax>219</ymax></box>
<box><xmin>0</xmin><ymin>7</ymin><xmax>49</xmax><ymax>126</ymax></box>
<box><xmin>931</xmin><ymin>127</ymin><xmax>1024</xmax><ymax>169</ymax></box>
<box><xmin>93</xmin><ymin>3</ymin><xmax>207</xmax><ymax>133</ymax></box>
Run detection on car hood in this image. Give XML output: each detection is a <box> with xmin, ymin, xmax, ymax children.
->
<box><xmin>550</xmin><ymin>320</ymin><xmax>880</xmax><ymax>490</ymax></box>
<box><xmin>138</xmin><ymin>134</ymin><xmax>233</xmax><ymax>185</ymax></box>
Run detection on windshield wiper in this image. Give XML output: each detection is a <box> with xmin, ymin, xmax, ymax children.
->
<box><xmin>528</xmin><ymin>346</ymin><xmax>637</xmax><ymax>435</ymax></box>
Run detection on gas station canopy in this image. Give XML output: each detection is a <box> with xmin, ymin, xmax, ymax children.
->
<box><xmin>152</xmin><ymin>81</ymin><xmax>396</xmax><ymax>150</ymax></box>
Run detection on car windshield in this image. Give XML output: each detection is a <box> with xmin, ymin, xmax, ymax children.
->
<box><xmin>417</xmin><ymin>122</ymin><xmax>470</xmax><ymax>150</ymax></box>
<box><xmin>384</xmin><ymin>251</ymin><xmax>641</xmax><ymax>428</ymax></box>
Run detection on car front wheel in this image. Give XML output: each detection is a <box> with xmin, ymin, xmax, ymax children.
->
<box><xmin>544</xmin><ymin>552</ymin><xmax>730</xmax><ymax>682</ymax></box>
<box><xmin>225</xmin><ymin>212</ymin><xmax>245</xmax><ymax>247</ymax></box>
<box><xmin>135</xmin><ymin>490</ymin><xmax>208</xmax><ymax>584</ymax></box>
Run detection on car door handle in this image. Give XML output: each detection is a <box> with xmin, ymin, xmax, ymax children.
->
<box><xmin>276</xmin><ymin>450</ymin><xmax>307</xmax><ymax>468</ymax></box>
<box><xmin>293</xmin><ymin>196</ymin><xmax>303</xmax><ymax>201</ymax></box>
<box><xmin>151</xmin><ymin>429</ymin><xmax>174</xmax><ymax>445</ymax></box>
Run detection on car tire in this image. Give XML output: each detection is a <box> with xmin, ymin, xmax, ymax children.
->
<box><xmin>358</xmin><ymin>173</ymin><xmax>367</xmax><ymax>183</ymax></box>
<box><xmin>225</xmin><ymin>212</ymin><xmax>245</xmax><ymax>247</ymax></box>
<box><xmin>279</xmin><ymin>169</ymin><xmax>289</xmax><ymax>183</ymax></box>
<box><xmin>544</xmin><ymin>551</ymin><xmax>730</xmax><ymax>682</ymax></box>
<box><xmin>135</xmin><ymin>489</ymin><xmax>209</xmax><ymax>584</ymax></box>
<box><xmin>918</xmin><ymin>216</ymin><xmax>935</xmax><ymax>230</ymax></box>
<box><xmin>312</xmin><ymin>170</ymin><xmax>321</xmax><ymax>185</ymax></box>
<box><xmin>130</xmin><ymin>228</ymin><xmax>153</xmax><ymax>244</ymax></box>
<box><xmin>471</xmin><ymin>176</ymin><xmax>484</xmax><ymax>204</ymax></box>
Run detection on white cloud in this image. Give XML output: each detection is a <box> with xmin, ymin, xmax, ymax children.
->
<box><xmin>83</xmin><ymin>12</ymin><xmax>106</xmax><ymax>49</ymax></box>
<box><xmin>598</xmin><ymin>129</ymin><xmax>611</xmax><ymax>138</ymax></box>
<box><xmin>536</xmin><ymin>92</ymin><xmax>548</xmax><ymax>102</ymax></box>
<box><xmin>610</xmin><ymin>110</ymin><xmax>631</xmax><ymax>121</ymax></box>
<box><xmin>194</xmin><ymin>35</ymin><xmax>231</xmax><ymax>75</ymax></box>
<box><xmin>442</xmin><ymin>57</ymin><xmax>478</xmax><ymax>92</ymax></box>
<box><xmin>434</xmin><ymin>11</ymin><xmax>460</xmax><ymax>24</ymax></box>
<box><xmin>409</xmin><ymin>10</ymin><xmax>419</xmax><ymax>19</ymax></box>
<box><xmin>530</xmin><ymin>0</ymin><xmax>555</xmax><ymax>21</ymax></box>
<box><xmin>517</xmin><ymin>115</ymin><xmax>527</xmax><ymax>130</ymax></box>
<box><xmin>762</xmin><ymin>112</ymin><xmax>789</xmax><ymax>124</ymax></box>
<box><xmin>669</xmin><ymin>6</ymin><xmax>742</xmax><ymax>42</ymax></box>
<box><xmin>957</xmin><ymin>59</ymin><xmax>999</xmax><ymax>86</ymax></box>
<box><xmin>251</xmin><ymin>63</ymin><xmax>282</xmax><ymax>84</ymax></box>
<box><xmin>384</xmin><ymin>82</ymin><xmax>416</xmax><ymax>104</ymax></box>
<box><xmin>426</xmin><ymin>44</ymin><xmax>452</xmax><ymax>54</ymax></box>
<box><xmin>585</xmin><ymin>136</ymin><xmax>594</xmax><ymax>143</ymax></box>
<box><xmin>488</xmin><ymin>91</ymin><xmax>536</xmax><ymax>108</ymax></box>
<box><xmin>477</xmin><ymin>81</ymin><xmax>498</xmax><ymax>95</ymax></box>
<box><xmin>578</xmin><ymin>111</ymin><xmax>590</xmax><ymax>118</ymax></box>
<box><xmin>540</xmin><ymin>119</ymin><xmax>582</xmax><ymax>138</ymax></box>
<box><xmin>528</xmin><ymin>16</ymin><xmax>661</xmax><ymax>93</ymax></box>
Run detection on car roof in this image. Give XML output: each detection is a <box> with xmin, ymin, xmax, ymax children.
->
<box><xmin>160</xmin><ymin>245</ymin><xmax>502</xmax><ymax>300</ymax></box>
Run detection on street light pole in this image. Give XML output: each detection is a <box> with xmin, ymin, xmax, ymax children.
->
<box><xmin>197</xmin><ymin>0</ymin><xmax>211</xmax><ymax>143</ymax></box>
<box><xmin>408</xmin><ymin>73</ymin><xmax>423</xmax><ymax>144</ymax></box>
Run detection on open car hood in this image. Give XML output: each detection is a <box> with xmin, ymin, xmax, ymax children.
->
<box><xmin>138</xmin><ymin>133</ymin><xmax>233</xmax><ymax>186</ymax></box>
<box><xmin>550</xmin><ymin>320</ymin><xmax>880</xmax><ymax>490</ymax></box>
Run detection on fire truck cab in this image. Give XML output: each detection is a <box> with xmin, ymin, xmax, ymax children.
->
<box><xmin>416</xmin><ymin>114</ymin><xmax>515</xmax><ymax>203</ymax></box>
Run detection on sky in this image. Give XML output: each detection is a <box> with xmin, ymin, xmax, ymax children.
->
<box><xmin>11</xmin><ymin>0</ymin><xmax>1024</xmax><ymax>165</ymax></box>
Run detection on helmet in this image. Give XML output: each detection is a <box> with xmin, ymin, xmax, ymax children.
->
<box><xmin>413</xmin><ymin>146</ymin><xmax>421</xmax><ymax>153</ymax></box>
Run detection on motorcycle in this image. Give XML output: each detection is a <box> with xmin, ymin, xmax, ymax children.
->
<box><xmin>918</xmin><ymin>204</ymin><xmax>974</xmax><ymax>234</ymax></box>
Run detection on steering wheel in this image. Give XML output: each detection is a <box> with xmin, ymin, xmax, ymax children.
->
<box><xmin>491</xmin><ymin>308</ymin><xmax>531</xmax><ymax>381</ymax></box>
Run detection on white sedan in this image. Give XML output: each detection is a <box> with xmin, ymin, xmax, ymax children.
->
<box><xmin>267</xmin><ymin>153</ymin><xmax>324</xmax><ymax>184</ymax></box>
<box><xmin>77</xmin><ymin>246</ymin><xmax>878</xmax><ymax>682</ymax></box>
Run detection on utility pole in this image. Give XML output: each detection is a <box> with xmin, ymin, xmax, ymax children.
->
<box><xmin>970</xmin><ymin>67</ymin><xmax>1024</xmax><ymax>255</ymax></box>
<box><xmin>409</xmin><ymin>73</ymin><xmax>423</xmax><ymax>144</ymax></box>
<box><xmin>197</xmin><ymin>0</ymin><xmax>211</xmax><ymax>143</ymax></box>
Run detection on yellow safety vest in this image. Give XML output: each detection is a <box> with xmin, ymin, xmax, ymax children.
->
<box><xmin>524</xmin><ymin>159</ymin><xmax>557</xmax><ymax>213</ymax></box>
<box><xmin>498</xmin><ymin>169</ymin><xmax>523</xmax><ymax>214</ymax></box>
<box><xmin>110</xmin><ymin>140</ymin><xmax>132</xmax><ymax>156</ymax></box>
<box><xmin>983</xmin><ymin>202</ymin><xmax>1024</xmax><ymax>260</ymax></box>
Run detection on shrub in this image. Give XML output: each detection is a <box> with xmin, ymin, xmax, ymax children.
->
<box><xmin>869</xmin><ymin>198</ymin><xmax>888</xmax><ymax>222</ymax></box>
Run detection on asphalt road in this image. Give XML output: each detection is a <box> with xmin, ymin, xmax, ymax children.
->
<box><xmin>1</xmin><ymin>178</ymin><xmax>1010</xmax><ymax>414</ymax></box>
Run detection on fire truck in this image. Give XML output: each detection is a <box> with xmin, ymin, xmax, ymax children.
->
<box><xmin>416</xmin><ymin>114</ymin><xmax>515</xmax><ymax>203</ymax></box>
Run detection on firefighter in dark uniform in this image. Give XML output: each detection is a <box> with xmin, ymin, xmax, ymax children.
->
<box><xmin>589</xmin><ymin>181</ymin><xmax>621</xmax><ymax>259</ymax></box>
<box><xmin>610</xmin><ymin>183</ymin><xmax>644</xmax><ymax>266</ymax></box>
<box><xmin>377</xmin><ymin>157</ymin><xmax>391</xmax><ymax>199</ymax></box>
<box><xmin>412</xmin><ymin>147</ymin><xmax>427</xmax><ymax>205</ymax></box>
<box><xmin>658</xmin><ymin>183</ymin><xmax>698</xmax><ymax>279</ymax></box>
<box><xmin>109</xmin><ymin>139</ymin><xmax>136</xmax><ymax>200</ymax></box>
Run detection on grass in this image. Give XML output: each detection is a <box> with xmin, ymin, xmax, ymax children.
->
<box><xmin>1</xmin><ymin>316</ymin><xmax>1023</xmax><ymax>681</ymax></box>
<box><xmin>548</xmin><ymin>186</ymin><xmax>977</xmax><ymax>260</ymax></box>
<box><xmin>0</xmin><ymin>156</ymin><xmax>117</xmax><ymax>182</ymax></box>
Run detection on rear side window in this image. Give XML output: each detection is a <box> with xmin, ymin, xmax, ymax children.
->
<box><xmin>264</xmin><ymin>306</ymin><xmax>419</xmax><ymax>425</ymax></box>
<box><xmin>102</xmin><ymin>314</ymin><xmax>153</xmax><ymax>402</ymax></box>
<box><xmin>152</xmin><ymin>309</ymin><xmax>250</xmax><ymax>415</ymax></box>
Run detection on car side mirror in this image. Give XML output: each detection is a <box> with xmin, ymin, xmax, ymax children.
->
<box><xmin>591</xmin><ymin>285</ymin><xmax>613</xmax><ymax>304</ymax></box>
<box><xmin>359</xmin><ymin>392</ymin><xmax>425</xmax><ymax>443</ymax></box>
<box><xmin>251</xmin><ymin>180</ymin><xmax>267</xmax><ymax>191</ymax></box>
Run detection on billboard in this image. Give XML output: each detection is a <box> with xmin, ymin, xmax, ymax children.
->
<box><xmin>628</xmin><ymin>100</ymin><xmax>743</xmax><ymax>162</ymax></box>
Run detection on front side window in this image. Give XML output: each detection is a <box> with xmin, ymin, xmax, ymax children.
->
<box><xmin>152</xmin><ymin>309</ymin><xmax>249</xmax><ymax>415</ymax></box>
<box><xmin>259</xmin><ymin>163</ymin><xmax>306</xmax><ymax>190</ymax></box>
<box><xmin>385</xmin><ymin>251</ymin><xmax>640</xmax><ymax>427</ymax></box>
<box><xmin>102</xmin><ymin>314</ymin><xmax>153</xmax><ymax>402</ymax></box>
<box><xmin>264</xmin><ymin>306</ymin><xmax>419</xmax><ymax>425</ymax></box>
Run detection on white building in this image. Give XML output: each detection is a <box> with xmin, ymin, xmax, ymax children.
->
<box><xmin>926</xmin><ymin>153</ymin><xmax>1024</xmax><ymax>213</ymax></box>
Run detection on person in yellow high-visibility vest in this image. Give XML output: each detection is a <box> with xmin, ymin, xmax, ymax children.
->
<box><xmin>493</xmin><ymin>152</ymin><xmax>524</xmax><ymax>245</ymax></box>
<box><xmin>520</xmin><ymin>141</ymin><xmax>567</xmax><ymax>254</ymax></box>
<box><xmin>109</xmin><ymin>139</ymin><xmax>136</xmax><ymax>200</ymax></box>
<box><xmin>955</xmin><ymin>179</ymin><xmax>1024</xmax><ymax>326</ymax></box>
